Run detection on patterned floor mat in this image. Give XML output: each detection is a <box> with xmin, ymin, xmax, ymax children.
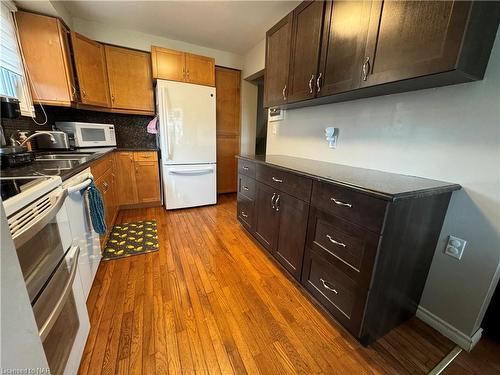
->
<box><xmin>102</xmin><ymin>220</ymin><xmax>159</xmax><ymax>260</ymax></box>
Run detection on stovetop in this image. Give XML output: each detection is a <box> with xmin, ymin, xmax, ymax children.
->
<box><xmin>0</xmin><ymin>176</ymin><xmax>49</xmax><ymax>201</ymax></box>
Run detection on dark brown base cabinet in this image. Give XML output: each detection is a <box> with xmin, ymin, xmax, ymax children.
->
<box><xmin>236</xmin><ymin>155</ymin><xmax>461</xmax><ymax>345</ymax></box>
<box><xmin>264</xmin><ymin>0</ymin><xmax>500</xmax><ymax>109</ymax></box>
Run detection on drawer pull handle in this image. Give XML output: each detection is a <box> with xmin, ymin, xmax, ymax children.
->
<box><xmin>271</xmin><ymin>193</ymin><xmax>276</xmax><ymax>209</ymax></box>
<box><xmin>272</xmin><ymin>177</ymin><xmax>283</xmax><ymax>183</ymax></box>
<box><xmin>241</xmin><ymin>211</ymin><xmax>248</xmax><ymax>218</ymax></box>
<box><xmin>243</xmin><ymin>166</ymin><xmax>249</xmax><ymax>170</ymax></box>
<box><xmin>243</xmin><ymin>186</ymin><xmax>249</xmax><ymax>191</ymax></box>
<box><xmin>326</xmin><ymin>235</ymin><xmax>346</xmax><ymax>247</ymax></box>
<box><xmin>320</xmin><ymin>278</ymin><xmax>338</xmax><ymax>294</ymax></box>
<box><xmin>330</xmin><ymin>197</ymin><xmax>352</xmax><ymax>208</ymax></box>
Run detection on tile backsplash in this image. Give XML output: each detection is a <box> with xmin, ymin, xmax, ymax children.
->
<box><xmin>1</xmin><ymin>105</ymin><xmax>156</xmax><ymax>149</ymax></box>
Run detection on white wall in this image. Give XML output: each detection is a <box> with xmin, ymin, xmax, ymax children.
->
<box><xmin>72</xmin><ymin>18</ymin><xmax>243</xmax><ymax>70</ymax></box>
<box><xmin>266</xmin><ymin>31</ymin><xmax>500</xmax><ymax>338</ymax></box>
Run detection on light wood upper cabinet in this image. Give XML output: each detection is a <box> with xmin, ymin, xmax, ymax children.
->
<box><xmin>151</xmin><ymin>46</ymin><xmax>185</xmax><ymax>82</ymax></box>
<box><xmin>185</xmin><ymin>53</ymin><xmax>215</xmax><ymax>86</ymax></box>
<box><xmin>71</xmin><ymin>32</ymin><xmax>111</xmax><ymax>107</ymax></box>
<box><xmin>15</xmin><ymin>12</ymin><xmax>75</xmax><ymax>106</ymax></box>
<box><xmin>151</xmin><ymin>46</ymin><xmax>215</xmax><ymax>86</ymax></box>
<box><xmin>105</xmin><ymin>45</ymin><xmax>154</xmax><ymax>112</ymax></box>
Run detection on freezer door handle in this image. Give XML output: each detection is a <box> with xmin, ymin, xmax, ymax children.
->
<box><xmin>168</xmin><ymin>168</ymin><xmax>214</xmax><ymax>176</ymax></box>
<box><xmin>159</xmin><ymin>87</ymin><xmax>172</xmax><ymax>161</ymax></box>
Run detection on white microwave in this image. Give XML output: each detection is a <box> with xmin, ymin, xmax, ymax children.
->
<box><xmin>55</xmin><ymin>122</ymin><xmax>117</xmax><ymax>148</ymax></box>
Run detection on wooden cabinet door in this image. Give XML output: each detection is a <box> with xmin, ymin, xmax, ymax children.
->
<box><xmin>275</xmin><ymin>192</ymin><xmax>309</xmax><ymax>280</ymax></box>
<box><xmin>254</xmin><ymin>182</ymin><xmax>280</xmax><ymax>252</ymax></box>
<box><xmin>185</xmin><ymin>53</ymin><xmax>215</xmax><ymax>86</ymax></box>
<box><xmin>115</xmin><ymin>152</ymin><xmax>139</xmax><ymax>205</ymax></box>
<box><xmin>264</xmin><ymin>12</ymin><xmax>293</xmax><ymax>107</ymax></box>
<box><xmin>361</xmin><ymin>1</ymin><xmax>472</xmax><ymax>87</ymax></box>
<box><xmin>71</xmin><ymin>32</ymin><xmax>111</xmax><ymax>107</ymax></box>
<box><xmin>105</xmin><ymin>45</ymin><xmax>154</xmax><ymax>112</ymax></box>
<box><xmin>216</xmin><ymin>67</ymin><xmax>241</xmax><ymax>193</ymax></box>
<box><xmin>135</xmin><ymin>161</ymin><xmax>161</xmax><ymax>203</ymax></box>
<box><xmin>15</xmin><ymin>12</ymin><xmax>75</xmax><ymax>105</ymax></box>
<box><xmin>151</xmin><ymin>46</ymin><xmax>186</xmax><ymax>82</ymax></box>
<box><xmin>287</xmin><ymin>1</ymin><xmax>325</xmax><ymax>102</ymax></box>
<box><xmin>317</xmin><ymin>1</ymin><xmax>372</xmax><ymax>96</ymax></box>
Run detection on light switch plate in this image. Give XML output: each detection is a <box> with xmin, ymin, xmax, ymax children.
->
<box><xmin>444</xmin><ymin>235</ymin><xmax>466</xmax><ymax>260</ymax></box>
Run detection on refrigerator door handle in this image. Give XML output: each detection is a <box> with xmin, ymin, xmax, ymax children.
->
<box><xmin>159</xmin><ymin>87</ymin><xmax>172</xmax><ymax>161</ymax></box>
<box><xmin>168</xmin><ymin>168</ymin><xmax>214</xmax><ymax>176</ymax></box>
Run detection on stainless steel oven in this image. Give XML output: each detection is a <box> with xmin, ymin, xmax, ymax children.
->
<box><xmin>7</xmin><ymin>186</ymin><xmax>90</xmax><ymax>375</ymax></box>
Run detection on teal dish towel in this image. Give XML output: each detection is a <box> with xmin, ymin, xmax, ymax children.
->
<box><xmin>83</xmin><ymin>180</ymin><xmax>107</xmax><ymax>235</ymax></box>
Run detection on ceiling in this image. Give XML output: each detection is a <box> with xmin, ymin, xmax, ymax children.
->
<box><xmin>57</xmin><ymin>1</ymin><xmax>299</xmax><ymax>55</ymax></box>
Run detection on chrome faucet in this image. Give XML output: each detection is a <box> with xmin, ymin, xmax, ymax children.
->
<box><xmin>11</xmin><ymin>131</ymin><xmax>56</xmax><ymax>147</ymax></box>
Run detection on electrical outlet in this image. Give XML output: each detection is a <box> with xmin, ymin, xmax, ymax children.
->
<box><xmin>444</xmin><ymin>235</ymin><xmax>466</xmax><ymax>260</ymax></box>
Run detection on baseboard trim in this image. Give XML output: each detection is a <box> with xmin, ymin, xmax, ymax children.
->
<box><xmin>416</xmin><ymin>306</ymin><xmax>482</xmax><ymax>351</ymax></box>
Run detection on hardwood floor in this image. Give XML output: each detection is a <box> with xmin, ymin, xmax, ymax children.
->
<box><xmin>443</xmin><ymin>338</ymin><xmax>500</xmax><ymax>374</ymax></box>
<box><xmin>78</xmin><ymin>194</ymin><xmax>456</xmax><ymax>375</ymax></box>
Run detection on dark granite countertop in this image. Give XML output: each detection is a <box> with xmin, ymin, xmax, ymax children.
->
<box><xmin>116</xmin><ymin>148</ymin><xmax>159</xmax><ymax>152</ymax></box>
<box><xmin>237</xmin><ymin>154</ymin><xmax>461</xmax><ymax>201</ymax></box>
<box><xmin>1</xmin><ymin>148</ymin><xmax>162</xmax><ymax>182</ymax></box>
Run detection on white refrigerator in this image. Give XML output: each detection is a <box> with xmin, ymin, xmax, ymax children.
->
<box><xmin>156</xmin><ymin>80</ymin><xmax>217</xmax><ymax>209</ymax></box>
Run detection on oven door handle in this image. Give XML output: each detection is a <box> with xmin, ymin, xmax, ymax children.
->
<box><xmin>39</xmin><ymin>245</ymin><xmax>80</xmax><ymax>341</ymax></box>
<box><xmin>67</xmin><ymin>177</ymin><xmax>93</xmax><ymax>194</ymax></box>
<box><xmin>12</xmin><ymin>189</ymin><xmax>68</xmax><ymax>248</ymax></box>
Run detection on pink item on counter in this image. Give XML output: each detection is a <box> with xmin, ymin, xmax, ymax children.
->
<box><xmin>147</xmin><ymin>116</ymin><xmax>158</xmax><ymax>134</ymax></box>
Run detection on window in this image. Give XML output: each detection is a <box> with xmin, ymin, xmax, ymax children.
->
<box><xmin>0</xmin><ymin>1</ymin><xmax>34</xmax><ymax>117</ymax></box>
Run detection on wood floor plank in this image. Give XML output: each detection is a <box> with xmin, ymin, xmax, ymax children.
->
<box><xmin>79</xmin><ymin>194</ymin><xmax>459</xmax><ymax>375</ymax></box>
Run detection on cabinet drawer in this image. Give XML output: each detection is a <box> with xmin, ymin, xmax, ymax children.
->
<box><xmin>256</xmin><ymin>164</ymin><xmax>312</xmax><ymax>202</ymax></box>
<box><xmin>308</xmin><ymin>208</ymin><xmax>380</xmax><ymax>275</ymax></box>
<box><xmin>237</xmin><ymin>194</ymin><xmax>254</xmax><ymax>232</ymax></box>
<box><xmin>302</xmin><ymin>248</ymin><xmax>358</xmax><ymax>322</ymax></box>
<box><xmin>91</xmin><ymin>153</ymin><xmax>113</xmax><ymax>180</ymax></box>
<box><xmin>238</xmin><ymin>174</ymin><xmax>255</xmax><ymax>200</ymax></box>
<box><xmin>133</xmin><ymin>151</ymin><xmax>158</xmax><ymax>162</ymax></box>
<box><xmin>238</xmin><ymin>159</ymin><xmax>256</xmax><ymax>178</ymax></box>
<box><xmin>311</xmin><ymin>181</ymin><xmax>387</xmax><ymax>233</ymax></box>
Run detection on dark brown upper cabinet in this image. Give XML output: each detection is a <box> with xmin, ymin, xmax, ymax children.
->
<box><xmin>264</xmin><ymin>0</ymin><xmax>500</xmax><ymax>109</ymax></box>
<box><xmin>263</xmin><ymin>13</ymin><xmax>293</xmax><ymax>108</ymax></box>
<box><xmin>317</xmin><ymin>1</ymin><xmax>372</xmax><ymax>96</ymax></box>
<box><xmin>361</xmin><ymin>1</ymin><xmax>472</xmax><ymax>87</ymax></box>
<box><xmin>287</xmin><ymin>1</ymin><xmax>326</xmax><ymax>102</ymax></box>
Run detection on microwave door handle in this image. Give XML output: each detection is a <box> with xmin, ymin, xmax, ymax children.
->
<box><xmin>38</xmin><ymin>245</ymin><xmax>80</xmax><ymax>341</ymax></box>
<box><xmin>12</xmin><ymin>189</ymin><xmax>68</xmax><ymax>248</ymax></box>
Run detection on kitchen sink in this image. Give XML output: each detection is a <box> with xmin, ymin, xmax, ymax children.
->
<box><xmin>35</xmin><ymin>153</ymin><xmax>93</xmax><ymax>161</ymax></box>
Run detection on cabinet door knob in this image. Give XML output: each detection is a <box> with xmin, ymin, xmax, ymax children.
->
<box><xmin>282</xmin><ymin>85</ymin><xmax>287</xmax><ymax>101</ymax></box>
<box><xmin>320</xmin><ymin>278</ymin><xmax>338</xmax><ymax>294</ymax></box>
<box><xmin>316</xmin><ymin>73</ymin><xmax>322</xmax><ymax>93</ymax></box>
<box><xmin>271</xmin><ymin>192</ymin><xmax>276</xmax><ymax>209</ymax></box>
<box><xmin>362</xmin><ymin>56</ymin><xmax>370</xmax><ymax>81</ymax></box>
<box><xmin>326</xmin><ymin>234</ymin><xmax>346</xmax><ymax>247</ymax></box>
<box><xmin>308</xmin><ymin>74</ymin><xmax>315</xmax><ymax>94</ymax></box>
<box><xmin>330</xmin><ymin>197</ymin><xmax>352</xmax><ymax>208</ymax></box>
<box><xmin>275</xmin><ymin>194</ymin><xmax>280</xmax><ymax>211</ymax></box>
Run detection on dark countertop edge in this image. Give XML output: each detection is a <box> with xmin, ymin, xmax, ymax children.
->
<box><xmin>60</xmin><ymin>148</ymin><xmax>158</xmax><ymax>181</ymax></box>
<box><xmin>116</xmin><ymin>148</ymin><xmax>159</xmax><ymax>151</ymax></box>
<box><xmin>236</xmin><ymin>155</ymin><xmax>461</xmax><ymax>202</ymax></box>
